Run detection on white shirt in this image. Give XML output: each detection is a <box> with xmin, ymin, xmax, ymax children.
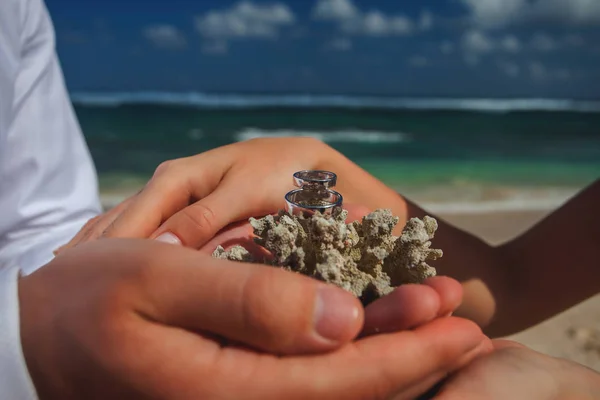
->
<box><xmin>0</xmin><ymin>0</ymin><xmax>102</xmax><ymax>397</ymax></box>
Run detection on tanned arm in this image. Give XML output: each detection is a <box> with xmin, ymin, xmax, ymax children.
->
<box><xmin>325</xmin><ymin>147</ymin><xmax>600</xmax><ymax>337</ymax></box>
<box><xmin>412</xmin><ymin>181</ymin><xmax>600</xmax><ymax>337</ymax></box>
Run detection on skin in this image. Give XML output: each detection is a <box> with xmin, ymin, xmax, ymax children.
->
<box><xmin>21</xmin><ymin>239</ymin><xmax>490</xmax><ymax>400</ymax></box>
<box><xmin>197</xmin><ymin>212</ymin><xmax>463</xmax><ymax>336</ymax></box>
<box><xmin>60</xmin><ymin>137</ymin><xmax>600</xmax><ymax>338</ymax></box>
<box><xmin>56</xmin><ymin>137</ymin><xmax>600</xmax><ymax>398</ymax></box>
<box><xmin>432</xmin><ymin>340</ymin><xmax>600</xmax><ymax>400</ymax></box>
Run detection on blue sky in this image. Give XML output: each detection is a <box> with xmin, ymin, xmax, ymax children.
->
<box><xmin>47</xmin><ymin>0</ymin><xmax>600</xmax><ymax>98</ymax></box>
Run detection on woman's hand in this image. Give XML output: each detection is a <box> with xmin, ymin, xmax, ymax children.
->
<box><xmin>432</xmin><ymin>340</ymin><xmax>600</xmax><ymax>399</ymax></box>
<box><xmin>22</xmin><ymin>239</ymin><xmax>491</xmax><ymax>400</ymax></box>
<box><xmin>57</xmin><ymin>137</ymin><xmax>406</xmax><ymax>252</ymax></box>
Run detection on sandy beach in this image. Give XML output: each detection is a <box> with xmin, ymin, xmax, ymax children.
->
<box><xmin>440</xmin><ymin>209</ymin><xmax>600</xmax><ymax>371</ymax></box>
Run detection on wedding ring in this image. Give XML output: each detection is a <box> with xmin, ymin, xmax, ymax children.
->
<box><xmin>285</xmin><ymin>170</ymin><xmax>343</xmax><ymax>215</ymax></box>
<box><xmin>293</xmin><ymin>170</ymin><xmax>338</xmax><ymax>189</ymax></box>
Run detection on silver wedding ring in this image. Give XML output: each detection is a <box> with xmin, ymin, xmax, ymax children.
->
<box><xmin>285</xmin><ymin>170</ymin><xmax>343</xmax><ymax>215</ymax></box>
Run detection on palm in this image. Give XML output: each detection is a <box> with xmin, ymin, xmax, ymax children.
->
<box><xmin>198</xmin><ymin>205</ymin><xmax>465</xmax><ymax>337</ymax></box>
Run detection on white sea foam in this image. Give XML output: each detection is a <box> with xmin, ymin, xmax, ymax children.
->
<box><xmin>70</xmin><ymin>92</ymin><xmax>600</xmax><ymax>113</ymax></box>
<box><xmin>234</xmin><ymin>128</ymin><xmax>409</xmax><ymax>144</ymax></box>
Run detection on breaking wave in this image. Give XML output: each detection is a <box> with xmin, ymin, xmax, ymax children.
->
<box><xmin>234</xmin><ymin>128</ymin><xmax>410</xmax><ymax>144</ymax></box>
<box><xmin>70</xmin><ymin>92</ymin><xmax>600</xmax><ymax>113</ymax></box>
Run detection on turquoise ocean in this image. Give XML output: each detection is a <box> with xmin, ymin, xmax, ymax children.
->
<box><xmin>72</xmin><ymin>93</ymin><xmax>600</xmax><ymax>212</ymax></box>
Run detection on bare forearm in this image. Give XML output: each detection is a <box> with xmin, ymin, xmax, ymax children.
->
<box><xmin>323</xmin><ymin>147</ymin><xmax>600</xmax><ymax>337</ymax></box>
<box><xmin>405</xmin><ymin>180</ymin><xmax>600</xmax><ymax>337</ymax></box>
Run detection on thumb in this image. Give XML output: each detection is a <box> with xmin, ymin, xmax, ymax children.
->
<box><xmin>126</xmin><ymin>240</ymin><xmax>364</xmax><ymax>355</ymax></box>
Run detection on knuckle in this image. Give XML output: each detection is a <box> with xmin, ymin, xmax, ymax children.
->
<box><xmin>180</xmin><ymin>203</ymin><xmax>217</xmax><ymax>233</ymax></box>
<box><xmin>153</xmin><ymin>159</ymin><xmax>182</xmax><ymax>178</ymax></box>
<box><xmin>239</xmin><ymin>268</ymin><xmax>311</xmax><ymax>350</ymax></box>
<box><xmin>153</xmin><ymin>160</ymin><xmax>173</xmax><ymax>177</ymax></box>
<box><xmin>82</xmin><ymin>215</ymin><xmax>102</xmax><ymax>230</ymax></box>
<box><xmin>240</xmin><ymin>269</ymin><xmax>284</xmax><ymax>342</ymax></box>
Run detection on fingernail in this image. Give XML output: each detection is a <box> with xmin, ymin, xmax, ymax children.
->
<box><xmin>155</xmin><ymin>232</ymin><xmax>182</xmax><ymax>245</ymax></box>
<box><xmin>313</xmin><ymin>286</ymin><xmax>360</xmax><ymax>343</ymax></box>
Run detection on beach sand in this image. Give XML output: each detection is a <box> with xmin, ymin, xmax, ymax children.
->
<box><xmin>440</xmin><ymin>210</ymin><xmax>600</xmax><ymax>371</ymax></box>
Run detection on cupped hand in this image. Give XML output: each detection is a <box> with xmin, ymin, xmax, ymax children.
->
<box><xmin>21</xmin><ymin>239</ymin><xmax>490</xmax><ymax>400</ymax></box>
<box><xmin>431</xmin><ymin>340</ymin><xmax>600</xmax><ymax>400</ymax></box>
<box><xmin>199</xmin><ymin>204</ymin><xmax>463</xmax><ymax>337</ymax></box>
<box><xmin>56</xmin><ymin>137</ymin><xmax>406</xmax><ymax>253</ymax></box>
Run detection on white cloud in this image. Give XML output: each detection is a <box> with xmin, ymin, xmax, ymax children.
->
<box><xmin>500</xmin><ymin>35</ymin><xmax>521</xmax><ymax>53</ymax></box>
<box><xmin>462</xmin><ymin>30</ymin><xmax>494</xmax><ymax>54</ymax></box>
<box><xmin>408</xmin><ymin>56</ymin><xmax>429</xmax><ymax>67</ymax></box>
<box><xmin>195</xmin><ymin>1</ymin><xmax>295</xmax><ymax>40</ymax></box>
<box><xmin>312</xmin><ymin>0</ymin><xmax>420</xmax><ymax>37</ymax></box>
<box><xmin>143</xmin><ymin>25</ymin><xmax>186</xmax><ymax>49</ymax></box>
<box><xmin>341</xmin><ymin>11</ymin><xmax>414</xmax><ymax>36</ymax></box>
<box><xmin>312</xmin><ymin>0</ymin><xmax>359</xmax><ymax>21</ymax></box>
<box><xmin>327</xmin><ymin>38</ymin><xmax>352</xmax><ymax>51</ymax></box>
<box><xmin>460</xmin><ymin>0</ymin><xmax>600</xmax><ymax>28</ymax></box>
<box><xmin>530</xmin><ymin>0</ymin><xmax>600</xmax><ymax>26</ymax></box>
<box><xmin>440</xmin><ymin>41</ymin><xmax>455</xmax><ymax>54</ymax></box>
<box><xmin>498</xmin><ymin>61</ymin><xmax>520</xmax><ymax>77</ymax></box>
<box><xmin>419</xmin><ymin>10</ymin><xmax>433</xmax><ymax>31</ymax></box>
<box><xmin>459</xmin><ymin>0</ymin><xmax>525</xmax><ymax>29</ymax></box>
<box><xmin>461</xmin><ymin>31</ymin><xmax>523</xmax><ymax>65</ymax></box>
<box><xmin>530</xmin><ymin>32</ymin><xmax>557</xmax><ymax>52</ymax></box>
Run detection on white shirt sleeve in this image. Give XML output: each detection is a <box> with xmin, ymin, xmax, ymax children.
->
<box><xmin>0</xmin><ymin>0</ymin><xmax>102</xmax><ymax>398</ymax></box>
<box><xmin>0</xmin><ymin>0</ymin><xmax>102</xmax><ymax>274</ymax></box>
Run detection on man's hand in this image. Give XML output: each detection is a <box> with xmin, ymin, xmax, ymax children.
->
<box><xmin>21</xmin><ymin>239</ymin><xmax>490</xmax><ymax>400</ymax></box>
<box><xmin>433</xmin><ymin>340</ymin><xmax>600</xmax><ymax>400</ymax></box>
<box><xmin>196</xmin><ymin>205</ymin><xmax>464</xmax><ymax>337</ymax></box>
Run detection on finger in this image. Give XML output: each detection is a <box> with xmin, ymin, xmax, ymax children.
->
<box><xmin>198</xmin><ymin>221</ymin><xmax>255</xmax><ymax>255</ymax></box>
<box><xmin>199</xmin><ymin>203</ymin><xmax>372</xmax><ymax>256</ymax></box>
<box><xmin>362</xmin><ymin>284</ymin><xmax>440</xmax><ymax>336</ymax></box>
<box><xmin>267</xmin><ymin>318</ymin><xmax>491</xmax><ymax>400</ymax></box>
<box><xmin>57</xmin><ymin>195</ymin><xmax>136</xmax><ymax>254</ymax></box>
<box><xmin>198</xmin><ymin>221</ymin><xmax>272</xmax><ymax>261</ymax></box>
<box><xmin>101</xmin><ymin>155</ymin><xmax>232</xmax><ymax>240</ymax></box>
<box><xmin>120</xmin><ymin>314</ymin><xmax>490</xmax><ymax>400</ymax></box>
<box><xmin>393</xmin><ymin>340</ymin><xmax>493</xmax><ymax>400</ymax></box>
<box><xmin>104</xmin><ymin>239</ymin><xmax>364</xmax><ymax>355</ymax></box>
<box><xmin>150</xmin><ymin>170</ymin><xmax>292</xmax><ymax>248</ymax></box>
<box><xmin>53</xmin><ymin>215</ymin><xmax>102</xmax><ymax>255</ymax></box>
<box><xmin>362</xmin><ymin>277</ymin><xmax>463</xmax><ymax>335</ymax></box>
<box><xmin>423</xmin><ymin>276</ymin><xmax>463</xmax><ymax>317</ymax></box>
